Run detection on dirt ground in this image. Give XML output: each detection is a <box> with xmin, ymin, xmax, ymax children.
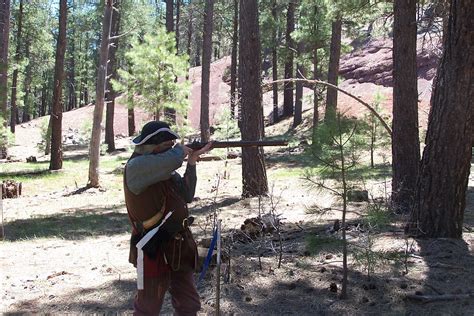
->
<box><xmin>1</xmin><ymin>110</ymin><xmax>473</xmax><ymax>315</ymax></box>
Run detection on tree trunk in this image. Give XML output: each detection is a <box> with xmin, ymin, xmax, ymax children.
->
<box><xmin>128</xmin><ymin>106</ymin><xmax>135</xmax><ymax>137</ymax></box>
<box><xmin>230</xmin><ymin>0</ymin><xmax>238</xmax><ymax>118</ymax></box>
<box><xmin>87</xmin><ymin>0</ymin><xmax>112</xmax><ymax>187</ymax></box>
<box><xmin>175</xmin><ymin>0</ymin><xmax>180</xmax><ymax>53</ymax></box>
<box><xmin>282</xmin><ymin>0</ymin><xmax>294</xmax><ymax>118</ymax></box>
<box><xmin>239</xmin><ymin>0</ymin><xmax>268</xmax><ymax>197</ymax></box>
<box><xmin>10</xmin><ymin>0</ymin><xmax>23</xmax><ymax>133</ymax></box>
<box><xmin>312</xmin><ymin>48</ymin><xmax>319</xmax><ymax>129</ymax></box>
<box><xmin>164</xmin><ymin>0</ymin><xmax>176</xmax><ymax>123</ymax></box>
<box><xmin>68</xmin><ymin>17</ymin><xmax>76</xmax><ymax>111</ymax></box>
<box><xmin>0</xmin><ymin>0</ymin><xmax>9</xmax><ymax>159</ymax></box>
<box><xmin>293</xmin><ymin>41</ymin><xmax>304</xmax><ymax>128</ymax></box>
<box><xmin>186</xmin><ymin>2</ymin><xmax>193</xmax><ymax>72</ymax></box>
<box><xmin>105</xmin><ymin>0</ymin><xmax>120</xmax><ymax>153</ymax></box>
<box><xmin>271</xmin><ymin>0</ymin><xmax>278</xmax><ymax>124</ymax></box>
<box><xmin>22</xmin><ymin>40</ymin><xmax>31</xmax><ymax>122</ymax></box>
<box><xmin>194</xmin><ymin>33</ymin><xmax>201</xmax><ymax>67</ymax></box>
<box><xmin>392</xmin><ymin>0</ymin><xmax>420</xmax><ymax>212</ymax></box>
<box><xmin>200</xmin><ymin>0</ymin><xmax>214</xmax><ymax>142</ymax></box>
<box><xmin>49</xmin><ymin>0</ymin><xmax>67</xmax><ymax>171</ymax></box>
<box><xmin>325</xmin><ymin>17</ymin><xmax>342</xmax><ymax>122</ymax></box>
<box><xmin>165</xmin><ymin>0</ymin><xmax>174</xmax><ymax>33</ymax></box>
<box><xmin>408</xmin><ymin>0</ymin><xmax>473</xmax><ymax>238</ymax></box>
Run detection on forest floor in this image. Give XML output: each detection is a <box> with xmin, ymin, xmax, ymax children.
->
<box><xmin>1</xmin><ymin>106</ymin><xmax>473</xmax><ymax>315</ymax></box>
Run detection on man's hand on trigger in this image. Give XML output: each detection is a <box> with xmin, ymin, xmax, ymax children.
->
<box><xmin>181</xmin><ymin>145</ymin><xmax>193</xmax><ymax>159</ymax></box>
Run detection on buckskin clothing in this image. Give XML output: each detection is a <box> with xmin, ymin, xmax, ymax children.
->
<box><xmin>124</xmin><ymin>145</ymin><xmax>201</xmax><ymax>315</ymax></box>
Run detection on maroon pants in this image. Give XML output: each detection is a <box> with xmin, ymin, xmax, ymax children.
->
<box><xmin>133</xmin><ymin>271</ymin><xmax>201</xmax><ymax>316</ymax></box>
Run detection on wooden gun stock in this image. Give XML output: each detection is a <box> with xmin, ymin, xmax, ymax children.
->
<box><xmin>185</xmin><ymin>140</ymin><xmax>288</xmax><ymax>150</ymax></box>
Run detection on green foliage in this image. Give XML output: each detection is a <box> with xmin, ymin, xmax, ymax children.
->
<box><xmin>113</xmin><ymin>28</ymin><xmax>190</xmax><ymax>124</ymax></box>
<box><xmin>359</xmin><ymin>92</ymin><xmax>391</xmax><ymax>167</ymax></box>
<box><xmin>306</xmin><ymin>235</ymin><xmax>344</xmax><ymax>255</ymax></box>
<box><xmin>0</xmin><ymin>118</ymin><xmax>14</xmax><ymax>148</ymax></box>
<box><xmin>310</xmin><ymin>113</ymin><xmax>365</xmax><ymax>182</ymax></box>
<box><xmin>213</xmin><ymin>107</ymin><xmax>241</xmax><ymax>140</ymax></box>
<box><xmin>364</xmin><ymin>202</ymin><xmax>390</xmax><ymax>230</ymax></box>
<box><xmin>37</xmin><ymin>117</ymin><xmax>51</xmax><ymax>152</ymax></box>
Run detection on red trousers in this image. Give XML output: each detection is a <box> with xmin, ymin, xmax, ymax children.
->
<box><xmin>133</xmin><ymin>270</ymin><xmax>201</xmax><ymax>316</ymax></box>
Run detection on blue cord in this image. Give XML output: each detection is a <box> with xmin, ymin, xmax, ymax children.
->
<box><xmin>197</xmin><ymin>227</ymin><xmax>218</xmax><ymax>285</ymax></box>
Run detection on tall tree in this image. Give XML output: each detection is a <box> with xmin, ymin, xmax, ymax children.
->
<box><xmin>0</xmin><ymin>0</ymin><xmax>9</xmax><ymax>130</ymax></box>
<box><xmin>105</xmin><ymin>0</ymin><xmax>121</xmax><ymax>153</ymax></box>
<box><xmin>408</xmin><ymin>0</ymin><xmax>473</xmax><ymax>238</ymax></box>
<box><xmin>293</xmin><ymin>40</ymin><xmax>304</xmax><ymax>127</ymax></box>
<box><xmin>49</xmin><ymin>0</ymin><xmax>67</xmax><ymax>171</ymax></box>
<box><xmin>175</xmin><ymin>0</ymin><xmax>180</xmax><ymax>52</ymax></box>
<box><xmin>200</xmin><ymin>0</ymin><xmax>214</xmax><ymax>142</ymax></box>
<box><xmin>324</xmin><ymin>16</ymin><xmax>342</xmax><ymax>122</ymax></box>
<box><xmin>239</xmin><ymin>0</ymin><xmax>268</xmax><ymax>197</ymax></box>
<box><xmin>392</xmin><ymin>0</ymin><xmax>419</xmax><ymax>212</ymax></box>
<box><xmin>230</xmin><ymin>0</ymin><xmax>238</xmax><ymax>118</ymax></box>
<box><xmin>282</xmin><ymin>0</ymin><xmax>295</xmax><ymax>118</ymax></box>
<box><xmin>165</xmin><ymin>0</ymin><xmax>174</xmax><ymax>33</ymax></box>
<box><xmin>87</xmin><ymin>0</ymin><xmax>112</xmax><ymax>187</ymax></box>
<box><xmin>9</xmin><ymin>0</ymin><xmax>23</xmax><ymax>133</ymax></box>
<box><xmin>271</xmin><ymin>0</ymin><xmax>279</xmax><ymax>124</ymax></box>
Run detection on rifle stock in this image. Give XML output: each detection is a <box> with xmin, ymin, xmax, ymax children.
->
<box><xmin>186</xmin><ymin>140</ymin><xmax>288</xmax><ymax>150</ymax></box>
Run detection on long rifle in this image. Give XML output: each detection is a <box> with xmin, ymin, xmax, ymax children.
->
<box><xmin>186</xmin><ymin>140</ymin><xmax>288</xmax><ymax>150</ymax></box>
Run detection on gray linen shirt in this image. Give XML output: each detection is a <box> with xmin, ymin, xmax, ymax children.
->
<box><xmin>125</xmin><ymin>145</ymin><xmax>197</xmax><ymax>202</ymax></box>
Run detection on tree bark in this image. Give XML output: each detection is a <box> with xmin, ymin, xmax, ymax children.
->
<box><xmin>165</xmin><ymin>0</ymin><xmax>174</xmax><ymax>33</ymax></box>
<box><xmin>408</xmin><ymin>0</ymin><xmax>473</xmax><ymax>238</ymax></box>
<box><xmin>392</xmin><ymin>0</ymin><xmax>420</xmax><ymax>212</ymax></box>
<box><xmin>239</xmin><ymin>0</ymin><xmax>268</xmax><ymax>197</ymax></box>
<box><xmin>200</xmin><ymin>0</ymin><xmax>214</xmax><ymax>142</ymax></box>
<box><xmin>312</xmin><ymin>48</ymin><xmax>319</xmax><ymax>129</ymax></box>
<box><xmin>325</xmin><ymin>17</ymin><xmax>342</xmax><ymax>122</ymax></box>
<box><xmin>10</xmin><ymin>0</ymin><xmax>23</xmax><ymax>133</ymax></box>
<box><xmin>271</xmin><ymin>0</ymin><xmax>278</xmax><ymax>124</ymax></box>
<box><xmin>0</xmin><ymin>0</ymin><xmax>9</xmax><ymax>159</ymax></box>
<box><xmin>175</xmin><ymin>0</ymin><xmax>180</xmax><ymax>53</ymax></box>
<box><xmin>105</xmin><ymin>0</ymin><xmax>120</xmax><ymax>153</ymax></box>
<box><xmin>87</xmin><ymin>0</ymin><xmax>112</xmax><ymax>187</ymax></box>
<box><xmin>49</xmin><ymin>0</ymin><xmax>67</xmax><ymax>170</ymax></box>
<box><xmin>22</xmin><ymin>40</ymin><xmax>31</xmax><ymax>122</ymax></box>
<box><xmin>230</xmin><ymin>0</ymin><xmax>238</xmax><ymax>118</ymax></box>
<box><xmin>293</xmin><ymin>40</ymin><xmax>304</xmax><ymax>128</ymax></box>
<box><xmin>282</xmin><ymin>0</ymin><xmax>294</xmax><ymax>118</ymax></box>
<box><xmin>186</xmin><ymin>1</ymin><xmax>193</xmax><ymax>72</ymax></box>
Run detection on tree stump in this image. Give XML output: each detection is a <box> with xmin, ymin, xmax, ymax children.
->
<box><xmin>1</xmin><ymin>180</ymin><xmax>22</xmax><ymax>198</ymax></box>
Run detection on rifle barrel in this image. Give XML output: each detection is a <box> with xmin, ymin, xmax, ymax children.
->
<box><xmin>211</xmin><ymin>140</ymin><xmax>288</xmax><ymax>148</ymax></box>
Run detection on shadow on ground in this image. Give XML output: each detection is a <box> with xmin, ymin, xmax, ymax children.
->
<box><xmin>5</xmin><ymin>279</ymin><xmax>136</xmax><ymax>314</ymax></box>
<box><xmin>4</xmin><ymin>205</ymin><xmax>129</xmax><ymax>241</ymax></box>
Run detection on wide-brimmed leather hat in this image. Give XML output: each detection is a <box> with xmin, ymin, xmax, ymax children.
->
<box><xmin>132</xmin><ymin>121</ymin><xmax>179</xmax><ymax>145</ymax></box>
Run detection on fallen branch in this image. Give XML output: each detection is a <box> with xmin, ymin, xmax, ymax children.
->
<box><xmin>406</xmin><ymin>293</ymin><xmax>473</xmax><ymax>303</ymax></box>
<box><xmin>263</xmin><ymin>78</ymin><xmax>392</xmax><ymax>137</ymax></box>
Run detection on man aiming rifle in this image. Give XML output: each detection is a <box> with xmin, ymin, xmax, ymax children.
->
<box><xmin>123</xmin><ymin>120</ymin><xmax>286</xmax><ymax>315</ymax></box>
